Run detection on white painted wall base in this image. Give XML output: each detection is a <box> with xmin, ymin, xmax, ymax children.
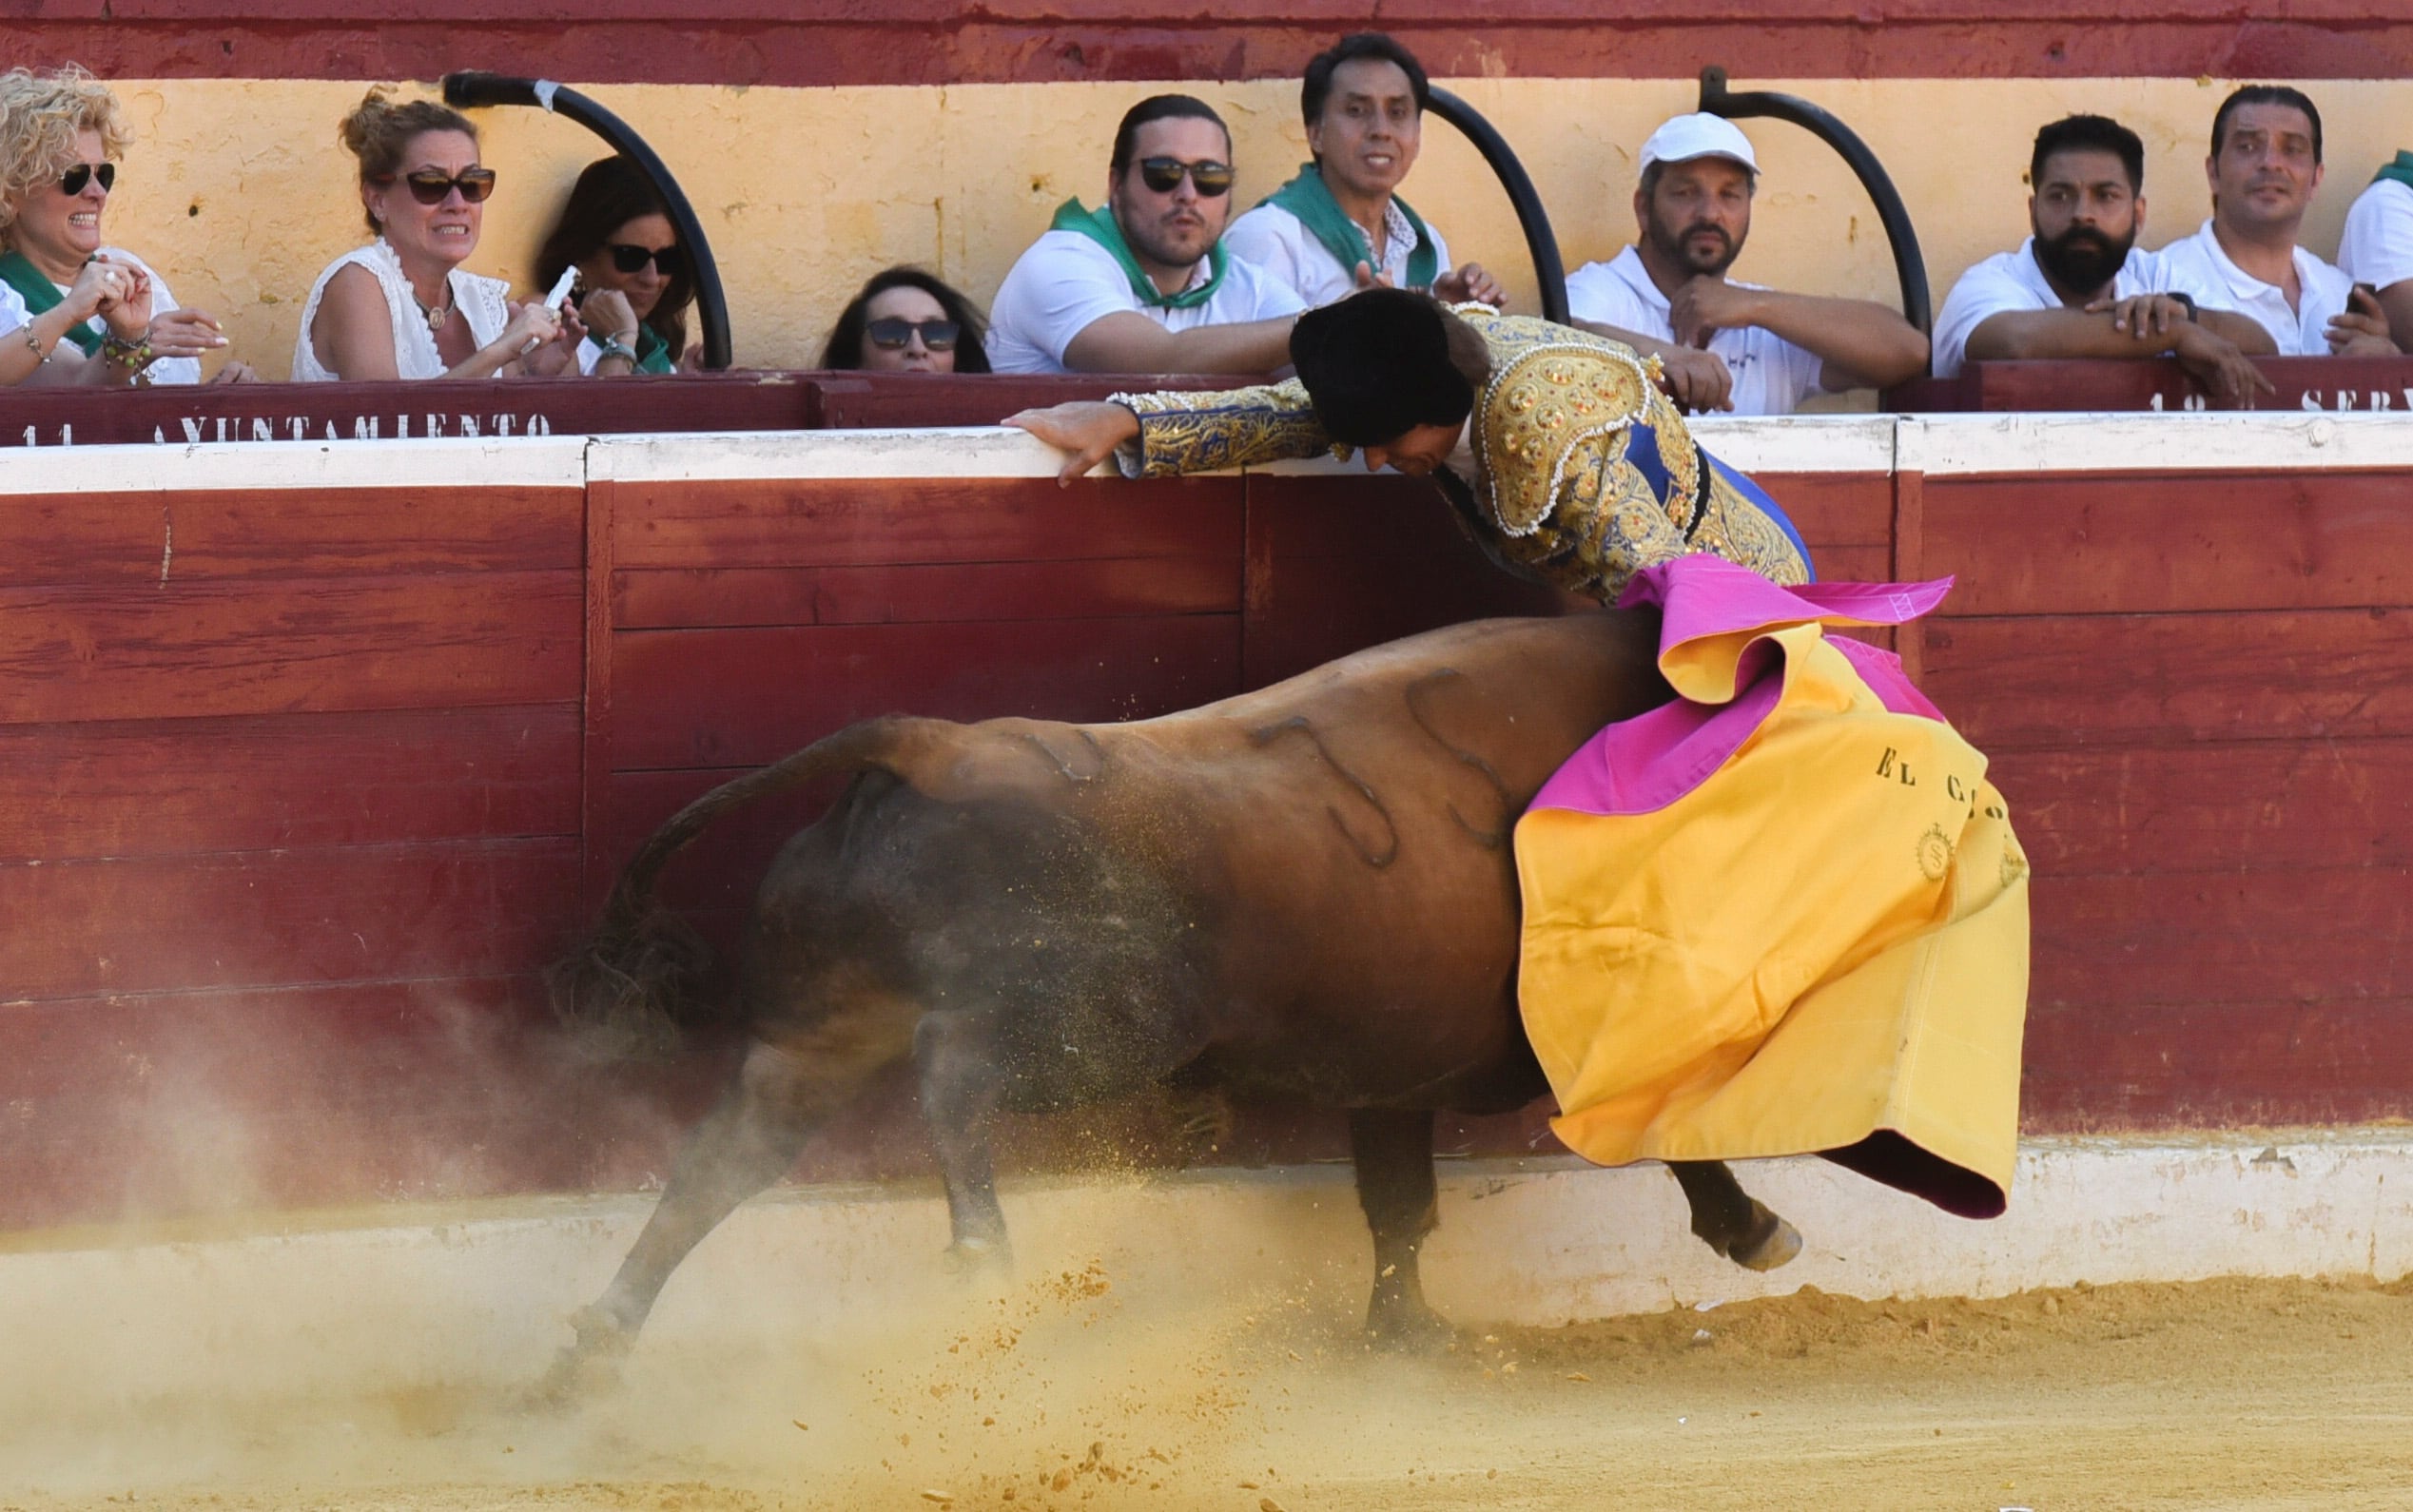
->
<box><xmin>1</xmin><ymin>1130</ymin><xmax>2405</xmax><ymax>1410</ymax></box>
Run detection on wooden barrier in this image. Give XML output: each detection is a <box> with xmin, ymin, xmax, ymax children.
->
<box><xmin>0</xmin><ymin>410</ymin><xmax>2404</xmax><ymax>1231</ymax></box>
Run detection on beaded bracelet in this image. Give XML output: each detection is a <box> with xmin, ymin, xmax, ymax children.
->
<box><xmin>101</xmin><ymin>332</ymin><xmax>156</xmax><ymax>371</ymax></box>
<box><xmin>20</xmin><ymin>322</ymin><xmax>49</xmax><ymax>361</ymax></box>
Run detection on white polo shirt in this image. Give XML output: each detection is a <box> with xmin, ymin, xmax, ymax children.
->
<box><xmin>1563</xmin><ymin>245</ymin><xmax>1824</xmax><ymax>416</ymax></box>
<box><xmin>1224</xmin><ymin>199</ymin><xmax>1454</xmax><ymax>308</ymax></box>
<box><xmin>985</xmin><ymin>229</ymin><xmax>1308</xmax><ymax>375</ymax></box>
<box><xmin>2339</xmin><ymin>178</ymin><xmax>2413</xmax><ymax>293</ymax></box>
<box><xmin>2156</xmin><ymin>218</ymin><xmax>2354</xmax><ymax>356</ymax></box>
<box><xmin>1930</xmin><ymin>238</ymin><xmax>2175</xmax><ymax>379</ymax></box>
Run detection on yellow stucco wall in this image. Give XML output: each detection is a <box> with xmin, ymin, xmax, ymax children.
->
<box><xmin>77</xmin><ymin>77</ymin><xmax>2413</xmax><ymax>381</ymax></box>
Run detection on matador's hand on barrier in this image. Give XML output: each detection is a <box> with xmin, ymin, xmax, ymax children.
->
<box><xmin>1005</xmin><ymin>401</ymin><xmax>1141</xmax><ymax>487</ymax></box>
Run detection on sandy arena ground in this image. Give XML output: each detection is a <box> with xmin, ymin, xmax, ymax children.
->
<box><xmin>2</xmin><ymin>1232</ymin><xmax>2408</xmax><ymax>1512</ymax></box>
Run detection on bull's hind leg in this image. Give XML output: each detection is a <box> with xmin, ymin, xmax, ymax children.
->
<box><xmin>1669</xmin><ymin>1159</ymin><xmax>1802</xmax><ymax>1271</ymax></box>
<box><xmin>1350</xmin><ymin>1108</ymin><xmax>1454</xmax><ymax>1351</ymax></box>
<box><xmin>916</xmin><ymin>1010</ymin><xmax>1013</xmax><ymax>1274</ymax></box>
<box><xmin>539</xmin><ymin>1023</ymin><xmax>901</xmax><ymax>1397</ymax></box>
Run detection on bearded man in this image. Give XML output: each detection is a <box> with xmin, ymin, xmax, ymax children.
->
<box><xmin>1565</xmin><ymin>113</ymin><xmax>1929</xmax><ymax>415</ymax></box>
<box><xmin>1932</xmin><ymin>113</ymin><xmax>2276</xmax><ymax>401</ymax></box>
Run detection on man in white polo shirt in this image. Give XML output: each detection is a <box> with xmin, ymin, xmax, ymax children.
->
<box><xmin>987</xmin><ymin>94</ymin><xmax>1307</xmax><ymax>376</ymax></box>
<box><xmin>1565</xmin><ymin>112</ymin><xmax>1928</xmax><ymax>416</ymax></box>
<box><xmin>2339</xmin><ymin>152</ymin><xmax>2413</xmax><ymax>347</ymax></box>
<box><xmin>1932</xmin><ymin>113</ymin><xmax>2273</xmax><ymax>402</ymax></box>
<box><xmin>2157</xmin><ymin>86</ymin><xmax>2397</xmax><ymax>358</ymax></box>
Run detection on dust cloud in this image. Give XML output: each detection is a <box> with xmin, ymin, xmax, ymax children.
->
<box><xmin>2</xmin><ymin>1173</ymin><xmax>2410</xmax><ymax>1512</ymax></box>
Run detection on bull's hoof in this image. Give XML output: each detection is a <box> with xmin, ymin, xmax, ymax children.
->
<box><xmin>940</xmin><ymin>1235</ymin><xmax>1014</xmax><ymax>1281</ymax></box>
<box><xmin>1364</xmin><ymin>1298</ymin><xmax>1455</xmax><ymax>1355</ymax></box>
<box><xmin>521</xmin><ymin>1306</ymin><xmax>634</xmax><ymax>1409</ymax></box>
<box><xmin>1722</xmin><ymin>1203</ymin><xmax>1804</xmax><ymax>1273</ymax></box>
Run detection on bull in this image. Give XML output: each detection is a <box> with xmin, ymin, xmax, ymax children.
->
<box><xmin>545</xmin><ymin>607</ymin><xmax>1802</xmax><ymax>1384</ymax></box>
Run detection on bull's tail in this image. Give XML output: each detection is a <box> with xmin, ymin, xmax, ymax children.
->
<box><xmin>548</xmin><ymin>715</ymin><xmax>944</xmax><ymax>1058</ymax></box>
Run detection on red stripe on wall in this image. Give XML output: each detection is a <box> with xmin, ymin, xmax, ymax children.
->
<box><xmin>13</xmin><ymin>5</ymin><xmax>2413</xmax><ymax>85</ymax></box>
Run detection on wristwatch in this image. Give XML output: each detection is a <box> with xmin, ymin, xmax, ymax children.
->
<box><xmin>2166</xmin><ymin>291</ymin><xmax>2198</xmax><ymax>322</ymax></box>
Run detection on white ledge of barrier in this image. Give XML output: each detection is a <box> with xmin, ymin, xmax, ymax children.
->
<box><xmin>1899</xmin><ymin>409</ymin><xmax>2413</xmax><ymax>475</ymax></box>
<box><xmin>9</xmin><ymin>410</ymin><xmax>2413</xmax><ymax>498</ymax></box>
<box><xmin>0</xmin><ymin>433</ymin><xmax>592</xmax><ymax>496</ymax></box>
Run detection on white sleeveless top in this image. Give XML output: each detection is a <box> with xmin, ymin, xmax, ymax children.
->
<box><xmin>291</xmin><ymin>239</ymin><xmax>511</xmax><ymax>381</ymax></box>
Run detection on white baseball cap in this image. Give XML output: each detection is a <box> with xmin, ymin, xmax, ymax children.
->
<box><xmin>1638</xmin><ymin>112</ymin><xmax>1761</xmax><ymax>177</ymax></box>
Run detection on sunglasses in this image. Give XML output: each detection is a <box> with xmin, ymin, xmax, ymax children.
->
<box><xmin>378</xmin><ymin>167</ymin><xmax>498</xmax><ymax>205</ymax></box>
<box><xmin>607</xmin><ymin>242</ymin><xmax>684</xmax><ymax>276</ymax></box>
<box><xmin>866</xmin><ymin>317</ymin><xmax>961</xmax><ymax>351</ymax></box>
<box><xmin>60</xmin><ymin>163</ymin><xmax>116</xmax><ymax>196</ymax></box>
<box><xmin>1135</xmin><ymin>157</ymin><xmax>1234</xmax><ymax>197</ymax></box>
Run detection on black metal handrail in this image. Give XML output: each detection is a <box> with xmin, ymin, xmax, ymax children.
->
<box><xmin>1696</xmin><ymin>67</ymin><xmax>1931</xmax><ymax>334</ymax></box>
<box><xmin>1427</xmin><ymin>87</ymin><xmax>1568</xmax><ymax>325</ymax></box>
<box><xmin>441</xmin><ymin>71</ymin><xmax>733</xmax><ymax>369</ymax></box>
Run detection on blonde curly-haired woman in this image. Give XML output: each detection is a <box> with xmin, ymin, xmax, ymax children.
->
<box><xmin>0</xmin><ymin>64</ymin><xmax>242</xmax><ymax>386</ymax></box>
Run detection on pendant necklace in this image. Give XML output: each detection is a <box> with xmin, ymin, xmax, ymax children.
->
<box><xmin>414</xmin><ymin>281</ymin><xmax>454</xmax><ymax>336</ymax></box>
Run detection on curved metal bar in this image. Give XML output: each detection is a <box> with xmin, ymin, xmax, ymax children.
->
<box><xmin>441</xmin><ymin>71</ymin><xmax>733</xmax><ymax>369</ymax></box>
<box><xmin>1696</xmin><ymin>67</ymin><xmax>1931</xmax><ymax>334</ymax></box>
<box><xmin>1426</xmin><ymin>87</ymin><xmax>1569</xmax><ymax>325</ymax></box>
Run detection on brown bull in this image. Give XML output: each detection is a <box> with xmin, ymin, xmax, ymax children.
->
<box><xmin>547</xmin><ymin>608</ymin><xmax>1801</xmax><ymax>1382</ymax></box>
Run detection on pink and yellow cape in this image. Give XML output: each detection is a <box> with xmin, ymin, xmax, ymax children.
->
<box><xmin>1516</xmin><ymin>555</ymin><xmax>2031</xmax><ymax>1217</ymax></box>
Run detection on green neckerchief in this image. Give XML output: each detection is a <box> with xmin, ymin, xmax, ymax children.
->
<box><xmin>0</xmin><ymin>249</ymin><xmax>103</xmax><ymax>355</ymax></box>
<box><xmin>2374</xmin><ymin>150</ymin><xmax>2413</xmax><ymax>191</ymax></box>
<box><xmin>634</xmin><ymin>322</ymin><xmax>674</xmax><ymax>374</ymax></box>
<box><xmin>1048</xmin><ymin>198</ymin><xmax>1228</xmax><ymax>310</ymax></box>
<box><xmin>1262</xmin><ymin>163</ymin><xmax>1440</xmax><ymax>290</ymax></box>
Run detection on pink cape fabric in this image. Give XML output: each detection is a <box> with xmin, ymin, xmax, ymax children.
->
<box><xmin>1529</xmin><ymin>555</ymin><xmax>1954</xmax><ymax>820</ymax></box>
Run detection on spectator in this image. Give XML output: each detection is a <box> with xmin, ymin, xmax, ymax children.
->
<box><xmin>295</xmin><ymin>89</ymin><xmax>579</xmax><ymax>382</ymax></box>
<box><xmin>1224</xmin><ymin>32</ymin><xmax>1503</xmax><ymax>309</ymax></box>
<box><xmin>1932</xmin><ymin>113</ymin><xmax>2273</xmax><ymax>404</ymax></box>
<box><xmin>0</xmin><ymin>64</ymin><xmax>241</xmax><ymax>386</ymax></box>
<box><xmin>2338</xmin><ymin>151</ymin><xmax>2413</xmax><ymax>347</ymax></box>
<box><xmin>820</xmin><ymin>265</ymin><xmax>991</xmax><ymax>373</ymax></box>
<box><xmin>533</xmin><ymin>155</ymin><xmax>694</xmax><ymax>375</ymax></box>
<box><xmin>2157</xmin><ymin>86</ymin><xmax>2395</xmax><ymax>357</ymax></box>
<box><xmin>1566</xmin><ymin>113</ymin><xmax>1928</xmax><ymax>415</ymax></box>
<box><xmin>986</xmin><ymin>93</ymin><xmax>1306</xmax><ymax>375</ymax></box>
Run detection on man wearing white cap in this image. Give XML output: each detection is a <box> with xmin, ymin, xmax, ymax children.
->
<box><xmin>1567</xmin><ymin>112</ymin><xmax>1929</xmax><ymax>415</ymax></box>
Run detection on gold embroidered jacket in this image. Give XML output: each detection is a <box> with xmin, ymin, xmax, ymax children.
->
<box><xmin>1111</xmin><ymin>309</ymin><xmax>1811</xmax><ymax>603</ymax></box>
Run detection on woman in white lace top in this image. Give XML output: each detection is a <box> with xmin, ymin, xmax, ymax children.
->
<box><xmin>295</xmin><ymin>90</ymin><xmax>583</xmax><ymax>382</ymax></box>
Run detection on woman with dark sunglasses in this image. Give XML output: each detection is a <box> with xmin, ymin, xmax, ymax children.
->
<box><xmin>0</xmin><ymin>65</ymin><xmax>245</xmax><ymax>386</ymax></box>
<box><xmin>295</xmin><ymin>89</ymin><xmax>579</xmax><ymax>382</ymax></box>
<box><xmin>819</xmin><ymin>265</ymin><xmax>992</xmax><ymax>374</ymax></box>
<box><xmin>532</xmin><ymin>156</ymin><xmax>695</xmax><ymax>376</ymax></box>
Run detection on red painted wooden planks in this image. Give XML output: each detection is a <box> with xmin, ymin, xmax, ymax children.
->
<box><xmin>608</xmin><ymin>615</ymin><xmax>1244</xmax><ymax>771</ymax></box>
<box><xmin>1239</xmin><ymin>474</ymin><xmax>1574</xmax><ymax>688</ymax></box>
<box><xmin>1995</xmin><ymin>739</ymin><xmax>2413</xmax><ymax>878</ymax></box>
<box><xmin>0</xmin><ymin>572</ymin><xmax>583</xmax><ymax>726</ymax></box>
<box><xmin>0</xmin><ymin>705</ymin><xmax>580</xmax><ymax>863</ymax></box>
<box><xmin>0</xmin><ymin>838</ymin><xmax>582</xmax><ymax>1003</ymax></box>
<box><xmin>612</xmin><ymin>475</ymin><xmax>1245</xmax><ymax>571</ymax></box>
<box><xmin>1921</xmin><ymin>609</ymin><xmax>2413</xmax><ymax>748</ymax></box>
<box><xmin>16</xmin><ymin>5</ymin><xmax>2413</xmax><ymax>85</ymax></box>
<box><xmin>0</xmin><ymin>375</ymin><xmax>807</xmax><ymax>451</ymax></box>
<box><xmin>1921</xmin><ymin>474</ymin><xmax>2413</xmax><ymax>616</ymax></box>
<box><xmin>2021</xmin><ymin>998</ymin><xmax>2413</xmax><ymax>1128</ymax></box>
<box><xmin>1899</xmin><ymin>357</ymin><xmax>2413</xmax><ymax>415</ymax></box>
<box><xmin>2028</xmin><ymin>866</ymin><xmax>2413</xmax><ymax>1011</ymax></box>
<box><xmin>1751</xmin><ymin>472</ymin><xmax>1896</xmax><ymax>548</ymax></box>
<box><xmin>613</xmin><ymin>555</ymin><xmax>1241</xmax><ymax>630</ymax></box>
<box><xmin>0</xmin><ymin>487</ymin><xmax>582</xmax><ymax>586</ymax></box>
